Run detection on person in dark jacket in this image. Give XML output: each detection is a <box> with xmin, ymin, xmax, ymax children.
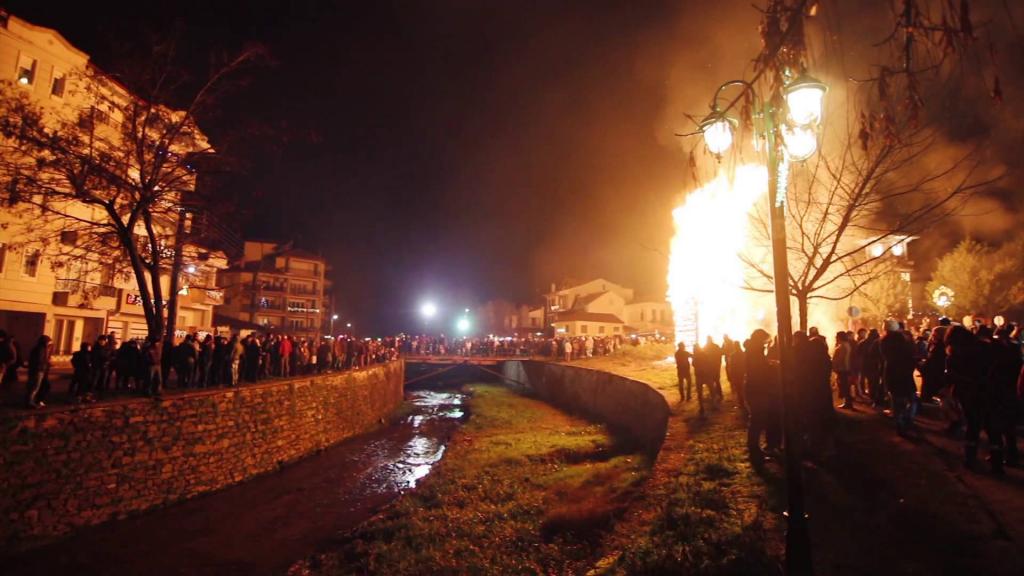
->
<box><xmin>880</xmin><ymin>320</ymin><xmax>917</xmax><ymax>435</ymax></box>
<box><xmin>115</xmin><ymin>340</ymin><xmax>140</xmax><ymax>391</ymax></box>
<box><xmin>675</xmin><ymin>342</ymin><xmax>693</xmax><ymax>404</ymax></box>
<box><xmin>946</xmin><ymin>324</ymin><xmax>1001</xmax><ymax>472</ymax></box>
<box><xmin>859</xmin><ymin>329</ymin><xmax>883</xmax><ymax>406</ymax></box>
<box><xmin>175</xmin><ymin>335</ymin><xmax>197</xmax><ymax>388</ymax></box>
<box><xmin>793</xmin><ymin>331</ymin><xmax>836</xmax><ymax>460</ymax></box>
<box><xmin>745</xmin><ymin>329</ymin><xmax>780</xmax><ymax>463</ymax></box>
<box><xmin>143</xmin><ymin>336</ymin><xmax>163</xmax><ymax>398</ymax></box>
<box><xmin>197</xmin><ymin>335</ymin><xmax>214</xmax><ymax>388</ymax></box>
<box><xmin>70</xmin><ymin>341</ymin><xmax>93</xmax><ymax>402</ymax></box>
<box><xmin>991</xmin><ymin>328</ymin><xmax>1022</xmax><ymax>468</ymax></box>
<box><xmin>0</xmin><ymin>329</ymin><xmax>16</xmax><ymax>390</ymax></box>
<box><xmin>26</xmin><ymin>335</ymin><xmax>53</xmax><ymax>408</ymax></box>
<box><xmin>91</xmin><ymin>335</ymin><xmax>113</xmax><ymax>395</ymax></box>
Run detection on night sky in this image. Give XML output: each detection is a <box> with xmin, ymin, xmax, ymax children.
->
<box><xmin>7</xmin><ymin>1</ymin><xmax>1023</xmax><ymax>333</ymax></box>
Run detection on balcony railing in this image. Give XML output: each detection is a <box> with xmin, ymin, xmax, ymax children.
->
<box><xmin>54</xmin><ymin>278</ymin><xmax>118</xmax><ymax>298</ymax></box>
<box><xmin>289</xmin><ymin>286</ymin><xmax>319</xmax><ymax>296</ymax></box>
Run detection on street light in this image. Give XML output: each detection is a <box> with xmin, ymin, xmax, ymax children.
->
<box><xmin>784</xmin><ymin>73</ymin><xmax>828</xmax><ymax>126</ymax></box>
<box><xmin>699</xmin><ymin>114</ymin><xmax>736</xmax><ymax>157</ymax></box>
<box><xmin>698</xmin><ymin>70</ymin><xmax>827</xmax><ymax>576</ymax></box>
<box><xmin>456</xmin><ymin>317</ymin><xmax>470</xmax><ymax>333</ymax></box>
<box><xmin>420</xmin><ymin>302</ymin><xmax>437</xmax><ymax>319</ymax></box>
<box><xmin>331</xmin><ymin>313</ymin><xmax>338</xmax><ymax>336</ymax></box>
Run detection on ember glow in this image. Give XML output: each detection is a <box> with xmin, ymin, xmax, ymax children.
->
<box><xmin>668</xmin><ymin>164</ymin><xmax>774</xmax><ymax>348</ymax></box>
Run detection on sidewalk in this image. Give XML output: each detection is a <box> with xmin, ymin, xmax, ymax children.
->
<box><xmin>804</xmin><ymin>400</ymin><xmax>1024</xmax><ymax>575</ymax></box>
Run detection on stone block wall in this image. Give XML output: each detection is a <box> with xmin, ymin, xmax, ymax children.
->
<box><xmin>501</xmin><ymin>361</ymin><xmax>669</xmax><ymax>455</ymax></box>
<box><xmin>0</xmin><ymin>360</ymin><xmax>404</xmax><ymax>550</ymax></box>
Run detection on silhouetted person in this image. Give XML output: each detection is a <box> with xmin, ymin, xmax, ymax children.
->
<box><xmin>70</xmin><ymin>341</ymin><xmax>93</xmax><ymax>401</ymax></box>
<box><xmin>859</xmin><ymin>329</ymin><xmax>882</xmax><ymax>406</ymax></box>
<box><xmin>675</xmin><ymin>342</ymin><xmax>693</xmax><ymax>403</ymax></box>
<box><xmin>880</xmin><ymin>320</ymin><xmax>916</xmax><ymax>435</ymax></box>
<box><xmin>991</xmin><ymin>328</ymin><xmax>1022</xmax><ymax>468</ymax></box>
<box><xmin>833</xmin><ymin>331</ymin><xmax>853</xmax><ymax>409</ymax></box>
<box><xmin>143</xmin><ymin>336</ymin><xmax>163</xmax><ymax>399</ymax></box>
<box><xmin>704</xmin><ymin>336</ymin><xmax>724</xmax><ymax>402</ymax></box>
<box><xmin>946</xmin><ymin>324</ymin><xmax>1002</xmax><ymax>473</ymax></box>
<box><xmin>26</xmin><ymin>335</ymin><xmax>52</xmax><ymax>408</ymax></box>
<box><xmin>745</xmin><ymin>329</ymin><xmax>780</xmax><ymax>462</ymax></box>
<box><xmin>794</xmin><ymin>331</ymin><xmax>835</xmax><ymax>459</ymax></box>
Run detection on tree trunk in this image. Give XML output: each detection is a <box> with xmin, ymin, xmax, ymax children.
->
<box><xmin>797</xmin><ymin>293</ymin><xmax>809</xmax><ymax>333</ymax></box>
<box><xmin>165</xmin><ymin>209</ymin><xmax>187</xmax><ymax>343</ymax></box>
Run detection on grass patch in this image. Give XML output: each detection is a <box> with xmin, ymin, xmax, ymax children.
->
<box><xmin>299</xmin><ymin>384</ymin><xmax>649</xmax><ymax>575</ymax></box>
<box><xmin>584</xmin><ymin>350</ymin><xmax>784</xmax><ymax>576</ymax></box>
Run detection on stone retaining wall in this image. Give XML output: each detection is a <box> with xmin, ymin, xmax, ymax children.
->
<box><xmin>501</xmin><ymin>361</ymin><xmax>669</xmax><ymax>454</ymax></box>
<box><xmin>0</xmin><ymin>361</ymin><xmax>404</xmax><ymax>551</ymax></box>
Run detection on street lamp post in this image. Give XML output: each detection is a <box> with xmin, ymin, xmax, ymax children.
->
<box><xmin>699</xmin><ymin>71</ymin><xmax>826</xmax><ymax>576</ymax></box>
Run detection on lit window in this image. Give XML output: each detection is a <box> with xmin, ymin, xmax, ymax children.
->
<box><xmin>51</xmin><ymin>71</ymin><xmax>66</xmax><ymax>97</ymax></box>
<box><xmin>22</xmin><ymin>249</ymin><xmax>41</xmax><ymax>278</ymax></box>
<box><xmin>16</xmin><ymin>53</ymin><xmax>36</xmax><ymax>86</ymax></box>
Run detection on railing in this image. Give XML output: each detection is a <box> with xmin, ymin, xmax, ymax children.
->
<box><xmin>54</xmin><ymin>278</ymin><xmax>118</xmax><ymax>297</ymax></box>
<box><xmin>289</xmin><ymin>286</ymin><xmax>319</xmax><ymax>296</ymax></box>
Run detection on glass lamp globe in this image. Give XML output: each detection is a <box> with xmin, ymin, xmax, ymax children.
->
<box><xmin>781</xmin><ymin>125</ymin><xmax>818</xmax><ymax>161</ymax></box>
<box><xmin>891</xmin><ymin>242</ymin><xmax>905</xmax><ymax>256</ymax></box>
<box><xmin>701</xmin><ymin>116</ymin><xmax>734</xmax><ymax>156</ymax></box>
<box><xmin>785</xmin><ymin>74</ymin><xmax>827</xmax><ymax>126</ymax></box>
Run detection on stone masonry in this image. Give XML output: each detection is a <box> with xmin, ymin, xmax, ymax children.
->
<box><xmin>0</xmin><ymin>360</ymin><xmax>404</xmax><ymax>551</ymax></box>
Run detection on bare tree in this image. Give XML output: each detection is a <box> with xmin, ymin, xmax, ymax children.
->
<box><xmin>0</xmin><ymin>48</ymin><xmax>259</xmax><ymax>340</ymax></box>
<box><xmin>742</xmin><ymin>121</ymin><xmax>1001</xmax><ymax>330</ymax></box>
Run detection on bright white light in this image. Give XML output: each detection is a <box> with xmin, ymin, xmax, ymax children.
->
<box><xmin>781</xmin><ymin>124</ymin><xmax>818</xmax><ymax>161</ymax></box>
<box><xmin>702</xmin><ymin>118</ymin><xmax>734</xmax><ymax>156</ymax></box>
<box><xmin>332</xmin><ymin>314</ymin><xmax>339</xmax><ymax>320</ymax></box>
<box><xmin>456</xmin><ymin>317</ymin><xmax>470</xmax><ymax>333</ymax></box>
<box><xmin>891</xmin><ymin>242</ymin><xmax>905</xmax><ymax>256</ymax></box>
<box><xmin>17</xmin><ymin>76</ymin><xmax>29</xmax><ymax>85</ymax></box>
<box><xmin>186</xmin><ymin>264</ymin><xmax>197</xmax><ymax>274</ymax></box>
<box><xmin>420</xmin><ymin>302</ymin><xmax>437</xmax><ymax>318</ymax></box>
<box><xmin>346</xmin><ymin>322</ymin><xmax>352</xmax><ymax>328</ymax></box>
<box><xmin>785</xmin><ymin>76</ymin><xmax>827</xmax><ymax>126</ymax></box>
<box><xmin>994</xmin><ymin>315</ymin><xmax>1006</xmax><ymax>327</ymax></box>
<box><xmin>870</xmin><ymin>243</ymin><xmax>885</xmax><ymax>258</ymax></box>
<box><xmin>786</xmin><ymin>86</ymin><xmax>825</xmax><ymax>126</ymax></box>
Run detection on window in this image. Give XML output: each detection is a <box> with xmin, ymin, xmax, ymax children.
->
<box><xmin>101</xmin><ymin>263</ymin><xmax>116</xmax><ymax>286</ymax></box>
<box><xmin>16</xmin><ymin>53</ymin><xmax>36</xmax><ymax>86</ymax></box>
<box><xmin>0</xmin><ymin>243</ymin><xmax>6</xmax><ymax>274</ymax></box>
<box><xmin>60</xmin><ymin>230</ymin><xmax>78</xmax><ymax>246</ymax></box>
<box><xmin>640</xmin><ymin>310</ymin><xmax>645</xmax><ymax>322</ymax></box>
<box><xmin>598</xmin><ymin>325</ymin><xmax>606</xmax><ymax>334</ymax></box>
<box><xmin>51</xmin><ymin>71</ymin><xmax>66</xmax><ymax>98</ymax></box>
<box><xmin>613</xmin><ymin>326</ymin><xmax>621</xmax><ymax>333</ymax></box>
<box><xmin>580</xmin><ymin>324</ymin><xmax>588</xmax><ymax>334</ymax></box>
<box><xmin>22</xmin><ymin>249</ymin><xmax>40</xmax><ymax>278</ymax></box>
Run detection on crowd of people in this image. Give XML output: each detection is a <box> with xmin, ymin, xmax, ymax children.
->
<box><xmin>0</xmin><ymin>329</ymin><xmax>401</xmax><ymax>407</ymax></box>
<box><xmin>405</xmin><ymin>333</ymin><xmax>669</xmax><ymax>360</ymax></box>
<box><xmin>676</xmin><ymin>317</ymin><xmax>1024</xmax><ymax>474</ymax></box>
